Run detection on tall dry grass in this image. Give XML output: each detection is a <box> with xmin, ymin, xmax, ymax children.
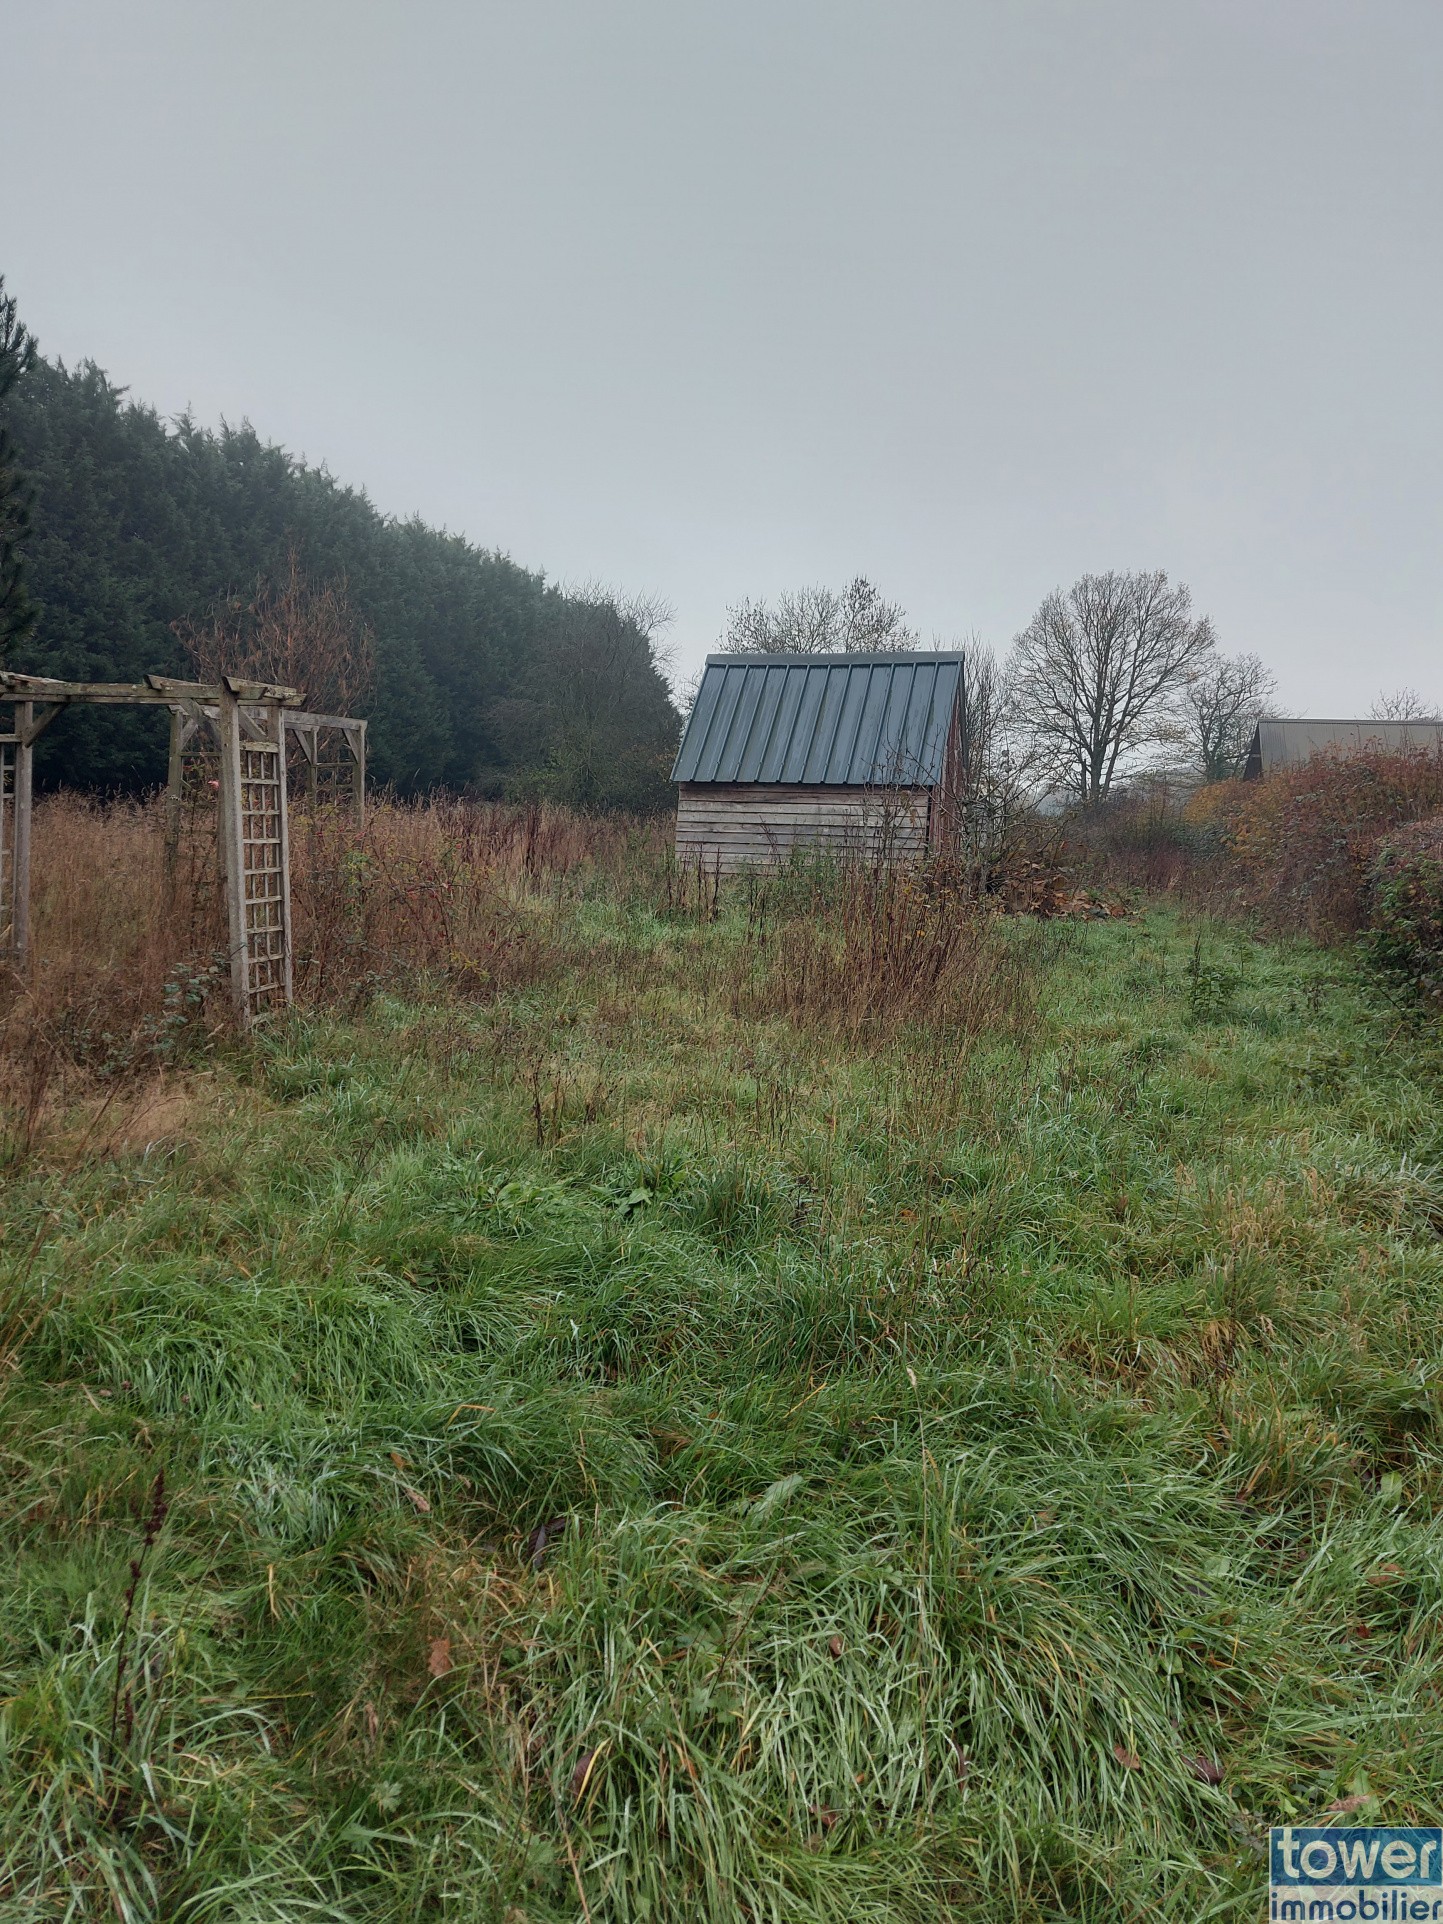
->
<box><xmin>0</xmin><ymin>796</ymin><xmax>668</xmax><ymax>1152</ymax></box>
<box><xmin>1</xmin><ymin>794</ymin><xmax>1041</xmax><ymax>1166</ymax></box>
<box><xmin>753</xmin><ymin>858</ymin><xmax>1038</xmax><ymax>1042</ymax></box>
<box><xmin>5</xmin><ymin>795</ymin><xmax>665</xmax><ymax>1033</ymax></box>
<box><xmin>288</xmin><ymin>799</ymin><xmax>669</xmax><ymax>1005</ymax></box>
<box><xmin>0</xmin><ymin>798</ymin><xmax>229</xmax><ymax>1157</ymax></box>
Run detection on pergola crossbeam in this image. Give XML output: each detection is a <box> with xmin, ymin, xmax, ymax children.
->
<box><xmin>0</xmin><ymin>672</ymin><xmax>303</xmax><ymax>707</ymax></box>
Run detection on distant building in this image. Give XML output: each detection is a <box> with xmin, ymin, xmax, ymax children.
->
<box><xmin>672</xmin><ymin>651</ymin><xmax>965</xmax><ymax>873</ymax></box>
<box><xmin>1243</xmin><ymin>718</ymin><xmax>1443</xmax><ymax>779</ymax></box>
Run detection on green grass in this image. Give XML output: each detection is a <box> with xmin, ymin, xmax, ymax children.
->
<box><xmin>3</xmin><ymin>900</ymin><xmax>1443</xmax><ymax>1921</ymax></box>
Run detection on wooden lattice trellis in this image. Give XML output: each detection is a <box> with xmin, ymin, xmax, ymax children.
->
<box><xmin>164</xmin><ymin>702</ymin><xmax>367</xmax><ymax>879</ymax></box>
<box><xmin>288</xmin><ymin>713</ymin><xmax>367</xmax><ymax>816</ymax></box>
<box><xmin>0</xmin><ymin>671</ymin><xmax>365</xmax><ymax>1029</ymax></box>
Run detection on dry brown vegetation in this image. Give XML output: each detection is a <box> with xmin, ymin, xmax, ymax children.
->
<box><xmin>1</xmin><ymin>793</ymin><xmax>1039</xmax><ymax>1165</ymax></box>
<box><xmin>175</xmin><ymin>547</ymin><xmax>376</xmax><ymax>717</ymax></box>
<box><xmin>1060</xmin><ymin>746</ymin><xmax>1443</xmax><ymax>952</ymax></box>
<box><xmin>1217</xmin><ymin>744</ymin><xmax>1443</xmax><ymax>939</ymax></box>
<box><xmin>0</xmin><ymin>796</ymin><xmax>617</xmax><ymax>1156</ymax></box>
<box><xmin>755</xmin><ymin>859</ymin><xmax>1040</xmax><ymax>1041</ymax></box>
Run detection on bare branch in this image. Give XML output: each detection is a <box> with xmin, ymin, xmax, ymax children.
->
<box><xmin>1007</xmin><ymin>570</ymin><xmax>1215</xmax><ymax>802</ymax></box>
<box><xmin>1177</xmin><ymin>651</ymin><xmax>1278</xmax><ymax>782</ymax></box>
<box><xmin>1369</xmin><ymin>686</ymin><xmax>1441</xmax><ymax>721</ymax></box>
<box><xmin>721</xmin><ymin>577</ymin><xmax>917</xmax><ymax>654</ymax></box>
<box><xmin>175</xmin><ymin>548</ymin><xmax>375</xmax><ymax>716</ymax></box>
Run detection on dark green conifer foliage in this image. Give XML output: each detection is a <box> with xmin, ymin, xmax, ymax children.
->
<box><xmin>5</xmin><ymin>354</ymin><xmax>680</xmax><ymax>801</ymax></box>
<box><xmin>0</xmin><ymin>277</ymin><xmax>39</xmax><ymax>655</ymax></box>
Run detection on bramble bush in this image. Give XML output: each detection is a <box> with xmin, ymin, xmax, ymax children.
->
<box><xmin>1211</xmin><ymin>746</ymin><xmax>1443</xmax><ymax>941</ymax></box>
<box><xmin>1364</xmin><ymin>813</ymin><xmax>1443</xmax><ymax>1011</ymax></box>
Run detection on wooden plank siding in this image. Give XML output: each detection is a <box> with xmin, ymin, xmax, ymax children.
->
<box><xmin>676</xmin><ymin>783</ymin><xmax>931</xmax><ymax>874</ymax></box>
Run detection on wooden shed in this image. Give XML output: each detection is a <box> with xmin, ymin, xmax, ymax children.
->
<box><xmin>1243</xmin><ymin>717</ymin><xmax>1443</xmax><ymax>778</ymax></box>
<box><xmin>673</xmin><ymin>651</ymin><xmax>965</xmax><ymax>873</ymax></box>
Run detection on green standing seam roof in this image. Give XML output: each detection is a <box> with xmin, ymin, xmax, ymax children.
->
<box><xmin>672</xmin><ymin>652</ymin><xmax>965</xmax><ymax>786</ymax></box>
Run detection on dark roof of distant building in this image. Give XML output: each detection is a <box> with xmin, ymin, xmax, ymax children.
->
<box><xmin>672</xmin><ymin>651</ymin><xmax>964</xmax><ymax>786</ymax></box>
<box><xmin>1245</xmin><ymin>718</ymin><xmax>1443</xmax><ymax>776</ymax></box>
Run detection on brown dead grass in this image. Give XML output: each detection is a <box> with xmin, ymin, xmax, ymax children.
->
<box><xmin>753</xmin><ymin>859</ymin><xmax>1042</xmax><ymax>1043</ymax></box>
<box><xmin>97</xmin><ymin>1079</ymin><xmax>204</xmax><ymax>1157</ymax></box>
<box><xmin>0</xmin><ymin>794</ymin><xmax>673</xmax><ymax>1161</ymax></box>
<box><xmin>1</xmin><ymin>792</ymin><xmax>1042</xmax><ymax>1169</ymax></box>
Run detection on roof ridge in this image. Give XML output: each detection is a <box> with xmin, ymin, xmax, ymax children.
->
<box><xmin>703</xmin><ymin>649</ymin><xmax>966</xmax><ymax>666</ymax></box>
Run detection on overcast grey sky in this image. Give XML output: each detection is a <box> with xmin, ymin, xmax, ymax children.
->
<box><xmin>6</xmin><ymin>0</ymin><xmax>1440</xmax><ymax>708</ymax></box>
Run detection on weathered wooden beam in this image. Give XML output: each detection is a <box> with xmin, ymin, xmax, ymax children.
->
<box><xmin>273</xmin><ymin>706</ymin><xmax>295</xmax><ymax>1008</ymax></box>
<box><xmin>163</xmin><ymin>707</ymin><xmax>185</xmax><ymax>887</ymax></box>
<box><xmin>11</xmin><ymin>703</ymin><xmax>33</xmax><ymax>965</ymax></box>
<box><xmin>353</xmin><ymin>721</ymin><xmax>366</xmax><ymax>827</ymax></box>
<box><xmin>222</xmin><ymin>674</ymin><xmax>303</xmax><ymax>706</ymax></box>
<box><xmin>1</xmin><ymin>671</ymin><xmax>303</xmax><ymax>709</ymax></box>
<box><xmin>0</xmin><ymin>741</ymin><xmax>13</xmax><ymax>956</ymax></box>
<box><xmin>186</xmin><ymin>703</ymin><xmax>357</xmax><ymax>732</ymax></box>
<box><xmin>2</xmin><ymin>673</ymin><xmax>183</xmax><ymax>707</ymax></box>
<box><xmin>172</xmin><ymin>701</ymin><xmax>206</xmax><ymax>753</ymax></box>
<box><xmin>145</xmin><ymin>674</ymin><xmax>221</xmax><ymax>700</ymax></box>
<box><xmin>282</xmin><ymin>709</ymin><xmax>360</xmax><ymax>733</ymax></box>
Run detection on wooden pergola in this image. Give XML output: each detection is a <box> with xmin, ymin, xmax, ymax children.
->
<box><xmin>0</xmin><ymin>671</ymin><xmax>366</xmax><ymax>1027</ymax></box>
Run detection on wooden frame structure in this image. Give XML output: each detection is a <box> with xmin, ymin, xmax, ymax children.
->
<box><xmin>0</xmin><ymin>671</ymin><xmax>366</xmax><ymax>1028</ymax></box>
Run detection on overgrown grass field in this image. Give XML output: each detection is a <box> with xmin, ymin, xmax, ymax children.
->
<box><xmin>3</xmin><ymin>824</ymin><xmax>1443</xmax><ymax>1921</ymax></box>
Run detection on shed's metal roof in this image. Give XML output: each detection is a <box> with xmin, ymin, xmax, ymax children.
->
<box><xmin>673</xmin><ymin>652</ymin><xmax>963</xmax><ymax>786</ymax></box>
<box><xmin>1246</xmin><ymin>718</ymin><xmax>1443</xmax><ymax>776</ymax></box>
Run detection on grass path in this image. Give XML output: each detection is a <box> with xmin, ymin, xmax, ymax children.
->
<box><xmin>2</xmin><ymin>909</ymin><xmax>1442</xmax><ymax>1921</ymax></box>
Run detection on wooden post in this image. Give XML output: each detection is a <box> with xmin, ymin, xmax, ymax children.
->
<box><xmin>12</xmin><ymin>701</ymin><xmax>33</xmax><ymax>968</ymax></box>
<box><xmin>163</xmin><ymin>705</ymin><xmax>185</xmax><ymax>889</ymax></box>
<box><xmin>353</xmin><ymin>720</ymin><xmax>366</xmax><ymax>827</ymax></box>
<box><xmin>216</xmin><ymin>681</ymin><xmax>249</xmax><ymax>1025</ymax></box>
<box><xmin>0</xmin><ymin>734</ymin><xmax>11</xmax><ymax>957</ymax></box>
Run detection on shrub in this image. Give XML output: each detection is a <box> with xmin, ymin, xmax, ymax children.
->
<box><xmin>1364</xmin><ymin>813</ymin><xmax>1443</xmax><ymax>1010</ymax></box>
<box><xmin>1221</xmin><ymin>745</ymin><xmax>1443</xmax><ymax>941</ymax></box>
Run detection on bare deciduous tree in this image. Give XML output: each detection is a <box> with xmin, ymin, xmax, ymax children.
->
<box><xmin>1008</xmin><ymin>570</ymin><xmax>1215</xmax><ymax>803</ymax></box>
<box><xmin>946</xmin><ymin>640</ymin><xmax>1031</xmax><ymax>886</ymax></box>
<box><xmin>722</xmin><ymin>576</ymin><xmax>916</xmax><ymax>655</ymax></box>
<box><xmin>1369</xmin><ymin>687</ymin><xmax>1441</xmax><ymax>721</ymax></box>
<box><xmin>176</xmin><ymin>548</ymin><xmax>376</xmax><ymax>716</ymax></box>
<box><xmin>1179</xmin><ymin>650</ymin><xmax>1278</xmax><ymax>782</ymax></box>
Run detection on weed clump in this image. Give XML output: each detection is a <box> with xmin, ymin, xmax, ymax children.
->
<box><xmin>754</xmin><ymin>859</ymin><xmax>1039</xmax><ymax>1044</ymax></box>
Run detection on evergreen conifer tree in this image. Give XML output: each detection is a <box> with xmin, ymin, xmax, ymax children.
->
<box><xmin>3</xmin><ymin>347</ymin><xmax>680</xmax><ymax>797</ymax></box>
<box><xmin>0</xmin><ymin>277</ymin><xmax>38</xmax><ymax>656</ymax></box>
